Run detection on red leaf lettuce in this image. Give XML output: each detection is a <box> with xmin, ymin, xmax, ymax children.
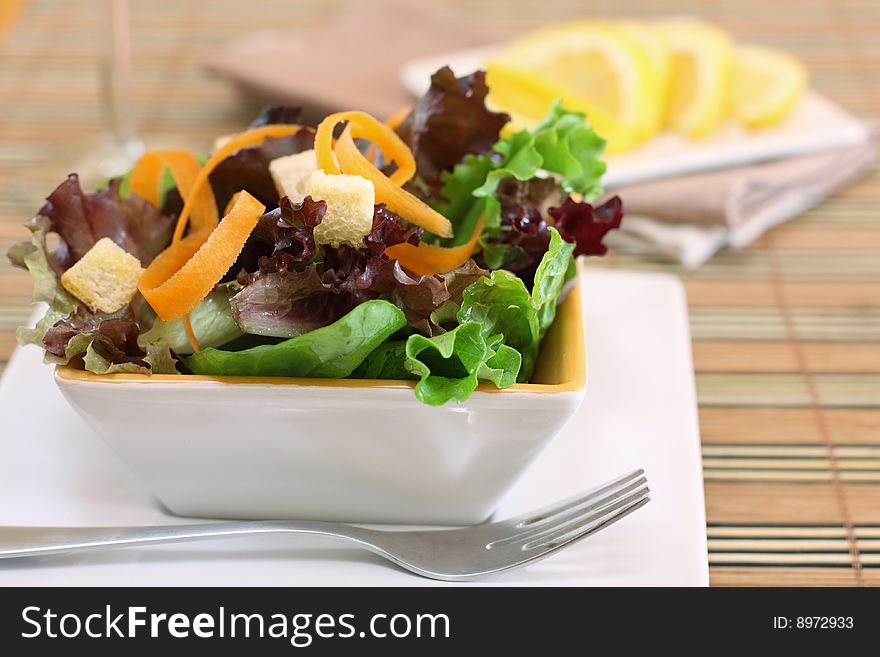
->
<box><xmin>396</xmin><ymin>66</ymin><xmax>509</xmax><ymax>195</ymax></box>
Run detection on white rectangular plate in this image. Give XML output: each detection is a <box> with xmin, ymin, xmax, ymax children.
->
<box><xmin>400</xmin><ymin>47</ymin><xmax>869</xmax><ymax>189</ymax></box>
<box><xmin>0</xmin><ymin>269</ymin><xmax>708</xmax><ymax>586</ymax></box>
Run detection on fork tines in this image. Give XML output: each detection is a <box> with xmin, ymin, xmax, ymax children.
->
<box><xmin>488</xmin><ymin>469</ymin><xmax>650</xmax><ymax>552</ymax></box>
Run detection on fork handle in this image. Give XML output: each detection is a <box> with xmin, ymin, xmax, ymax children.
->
<box><xmin>0</xmin><ymin>521</ymin><xmax>372</xmax><ymax>559</ymax></box>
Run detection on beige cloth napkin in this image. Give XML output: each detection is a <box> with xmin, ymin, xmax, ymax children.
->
<box><xmin>606</xmin><ymin>128</ymin><xmax>879</xmax><ymax>267</ymax></box>
<box><xmin>205</xmin><ymin>1</ymin><xmax>878</xmax><ymax>268</ymax></box>
<box><xmin>204</xmin><ymin>0</ymin><xmax>510</xmax><ymax>121</ymax></box>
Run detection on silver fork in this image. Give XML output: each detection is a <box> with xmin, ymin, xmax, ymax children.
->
<box><xmin>0</xmin><ymin>469</ymin><xmax>649</xmax><ymax>581</ymax></box>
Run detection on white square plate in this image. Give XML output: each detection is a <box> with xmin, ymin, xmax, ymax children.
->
<box><xmin>0</xmin><ymin>269</ymin><xmax>708</xmax><ymax>586</ymax></box>
<box><xmin>400</xmin><ymin>46</ymin><xmax>868</xmax><ymax>189</ymax></box>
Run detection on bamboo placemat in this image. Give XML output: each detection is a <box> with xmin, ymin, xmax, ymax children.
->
<box><xmin>0</xmin><ymin>0</ymin><xmax>877</xmax><ymax>586</ymax></box>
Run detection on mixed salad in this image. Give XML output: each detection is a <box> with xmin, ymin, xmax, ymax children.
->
<box><xmin>8</xmin><ymin>67</ymin><xmax>623</xmax><ymax>406</ymax></box>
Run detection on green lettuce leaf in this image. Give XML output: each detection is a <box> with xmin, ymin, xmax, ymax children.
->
<box><xmin>403</xmin><ymin>323</ymin><xmax>521</xmax><ymax>406</ymax></box>
<box><xmin>352</xmin><ymin>325</ymin><xmax>522</xmax><ymax>406</ymax></box>
<box><xmin>141</xmin><ymin>340</ymin><xmax>180</xmax><ymax>374</ymax></box>
<box><xmin>478</xmin><ymin>240</ymin><xmax>523</xmax><ymax>270</ymax></box>
<box><xmin>435</xmin><ymin>101</ymin><xmax>606</xmax><ymax>239</ymax></box>
<box><xmin>351</xmin><ymin>341</ymin><xmax>413</xmax><ymax>380</ymax></box>
<box><xmin>138</xmin><ymin>282</ymin><xmax>243</xmax><ymax>355</ymax></box>
<box><xmin>457</xmin><ymin>269</ymin><xmax>538</xmax><ymax>378</ymax></box>
<box><xmin>11</xmin><ymin>217</ymin><xmax>80</xmax><ymax>354</ymax></box>
<box><xmin>532</xmin><ymin>227</ymin><xmax>576</xmax><ymax>336</ymax></box>
<box><xmin>184</xmin><ymin>300</ymin><xmax>407</xmax><ymax>378</ymax></box>
<box><xmin>457</xmin><ymin>227</ymin><xmax>575</xmax><ymax>382</ymax></box>
<box><xmin>531</xmin><ymin>102</ymin><xmax>607</xmax><ymax>198</ymax></box>
<box><xmin>83</xmin><ymin>339</ymin><xmax>178</xmax><ymax>375</ymax></box>
<box><xmin>478</xmin><ymin>339</ymin><xmax>522</xmax><ymax>389</ymax></box>
<box><xmin>431</xmin><ymin>153</ymin><xmax>493</xmax><ymax>243</ymax></box>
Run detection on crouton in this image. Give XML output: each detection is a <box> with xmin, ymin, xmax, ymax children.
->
<box><xmin>60</xmin><ymin>238</ymin><xmax>144</xmax><ymax>314</ymax></box>
<box><xmin>269</xmin><ymin>149</ymin><xmax>319</xmax><ymax>203</ymax></box>
<box><xmin>306</xmin><ymin>170</ymin><xmax>375</xmax><ymax>249</ymax></box>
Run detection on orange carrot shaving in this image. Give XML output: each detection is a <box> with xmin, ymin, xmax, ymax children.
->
<box><xmin>364</xmin><ymin>105</ymin><xmax>411</xmax><ymax>160</ymax></box>
<box><xmin>385</xmin><ymin>216</ymin><xmax>484</xmax><ymax>276</ymax></box>
<box><xmin>130</xmin><ymin>150</ymin><xmax>220</xmax><ymax>351</ymax></box>
<box><xmin>314</xmin><ymin>111</ymin><xmax>453</xmax><ymax>238</ymax></box>
<box><xmin>139</xmin><ymin>191</ymin><xmax>266</xmax><ymax>321</ymax></box>
<box><xmin>224</xmin><ymin>191</ymin><xmax>243</xmax><ymax>216</ymax></box>
<box><xmin>128</xmin><ymin>150</ymin><xmax>218</xmax><ymax>230</ymax></box>
<box><xmin>169</xmin><ymin>124</ymin><xmax>304</xmax><ymax>245</ymax></box>
<box><xmin>137</xmin><ymin>125</ymin><xmax>303</xmax><ymax>329</ymax></box>
<box><xmin>183</xmin><ymin>315</ymin><xmax>202</xmax><ymax>352</ymax></box>
<box><xmin>334</xmin><ymin>127</ymin><xmax>453</xmax><ymax>238</ymax></box>
<box><xmin>315</xmin><ymin>110</ymin><xmax>415</xmax><ymax>184</ymax></box>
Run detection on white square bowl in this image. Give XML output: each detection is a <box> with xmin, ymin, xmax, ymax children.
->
<box><xmin>54</xmin><ymin>282</ymin><xmax>586</xmax><ymax>525</ymax></box>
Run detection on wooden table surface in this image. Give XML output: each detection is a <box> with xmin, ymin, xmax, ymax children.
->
<box><xmin>0</xmin><ymin>0</ymin><xmax>877</xmax><ymax>586</ymax></box>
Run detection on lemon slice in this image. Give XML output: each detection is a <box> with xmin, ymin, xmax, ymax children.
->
<box><xmin>734</xmin><ymin>45</ymin><xmax>807</xmax><ymax>128</ymax></box>
<box><xmin>617</xmin><ymin>20</ymin><xmax>672</xmax><ymax>136</ymax></box>
<box><xmin>484</xmin><ymin>59</ymin><xmax>630</xmax><ymax>148</ymax></box>
<box><xmin>654</xmin><ymin>19</ymin><xmax>734</xmax><ymax>138</ymax></box>
<box><xmin>485</xmin><ymin>21</ymin><xmax>657</xmax><ymax>152</ymax></box>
